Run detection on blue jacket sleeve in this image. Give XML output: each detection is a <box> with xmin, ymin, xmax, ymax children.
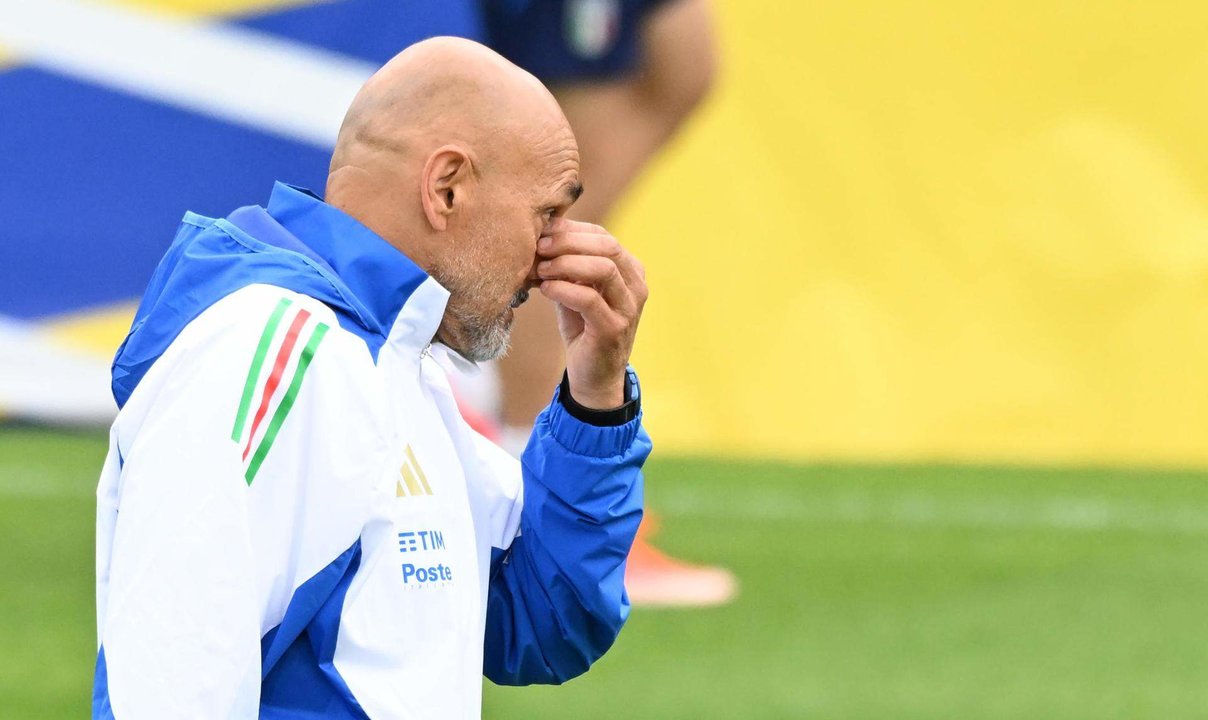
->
<box><xmin>482</xmin><ymin>376</ymin><xmax>650</xmax><ymax>686</ymax></box>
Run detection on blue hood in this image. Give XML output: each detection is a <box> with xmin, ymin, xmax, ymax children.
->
<box><xmin>111</xmin><ymin>183</ymin><xmax>429</xmax><ymax>408</ymax></box>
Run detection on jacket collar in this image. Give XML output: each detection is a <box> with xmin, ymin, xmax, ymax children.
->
<box><xmin>264</xmin><ymin>182</ymin><xmax>447</xmax><ymax>355</ymax></box>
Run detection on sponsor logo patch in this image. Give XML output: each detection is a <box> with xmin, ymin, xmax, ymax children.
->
<box><xmin>398</xmin><ymin>528</ymin><xmax>453</xmax><ymax>588</ymax></box>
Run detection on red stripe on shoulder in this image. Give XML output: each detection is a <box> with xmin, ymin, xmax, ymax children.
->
<box><xmin>242</xmin><ymin>308</ymin><xmax>311</xmax><ymax>461</ymax></box>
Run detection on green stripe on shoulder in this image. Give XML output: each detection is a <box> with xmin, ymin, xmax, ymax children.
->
<box><xmin>231</xmin><ymin>297</ymin><xmax>292</xmax><ymax>442</ymax></box>
<box><xmin>245</xmin><ymin>321</ymin><xmax>330</xmax><ymax>485</ymax></box>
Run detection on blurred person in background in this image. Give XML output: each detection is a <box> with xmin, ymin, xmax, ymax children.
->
<box><xmin>478</xmin><ymin>0</ymin><xmax>736</xmax><ymax>608</ymax></box>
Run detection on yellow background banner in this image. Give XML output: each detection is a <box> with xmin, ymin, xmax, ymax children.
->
<box><xmin>619</xmin><ymin>1</ymin><xmax>1208</xmax><ymax>465</ymax></box>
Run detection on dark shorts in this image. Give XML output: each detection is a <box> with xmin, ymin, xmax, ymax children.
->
<box><xmin>483</xmin><ymin>0</ymin><xmax>676</xmax><ymax>83</ymax></box>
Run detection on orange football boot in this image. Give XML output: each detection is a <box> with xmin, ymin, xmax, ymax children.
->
<box><xmin>624</xmin><ymin>513</ymin><xmax>738</xmax><ymax>608</ymax></box>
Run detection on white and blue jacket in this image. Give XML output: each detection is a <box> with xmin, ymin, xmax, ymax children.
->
<box><xmin>93</xmin><ymin>183</ymin><xmax>648</xmax><ymax>718</ymax></box>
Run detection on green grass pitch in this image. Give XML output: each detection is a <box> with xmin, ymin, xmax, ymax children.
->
<box><xmin>3</xmin><ymin>426</ymin><xmax>1208</xmax><ymax>718</ymax></box>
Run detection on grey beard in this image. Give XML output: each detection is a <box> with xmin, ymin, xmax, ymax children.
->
<box><xmin>456</xmin><ymin>307</ymin><xmax>512</xmax><ymax>362</ymax></box>
<box><xmin>459</xmin><ymin>287</ymin><xmax>528</xmax><ymax>362</ymax></box>
<box><xmin>428</xmin><ymin>243</ymin><xmax>530</xmax><ymax>362</ymax></box>
<box><xmin>435</xmin><ymin>287</ymin><xmax>528</xmax><ymax>363</ymax></box>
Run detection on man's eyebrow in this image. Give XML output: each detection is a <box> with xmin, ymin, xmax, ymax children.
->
<box><xmin>563</xmin><ymin>182</ymin><xmax>584</xmax><ymax>204</ymax></box>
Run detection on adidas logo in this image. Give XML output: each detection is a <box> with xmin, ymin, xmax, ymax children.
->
<box><xmin>397</xmin><ymin>444</ymin><xmax>433</xmax><ymax>497</ymax></box>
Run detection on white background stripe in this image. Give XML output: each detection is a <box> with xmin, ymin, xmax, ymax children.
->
<box><xmin>0</xmin><ymin>318</ymin><xmax>116</xmax><ymax>424</ymax></box>
<box><xmin>0</xmin><ymin>0</ymin><xmax>376</xmax><ymax>148</ymax></box>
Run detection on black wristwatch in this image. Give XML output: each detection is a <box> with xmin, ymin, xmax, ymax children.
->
<box><xmin>557</xmin><ymin>368</ymin><xmax>640</xmax><ymax>427</ymax></box>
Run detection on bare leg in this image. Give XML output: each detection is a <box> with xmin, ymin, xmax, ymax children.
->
<box><xmin>493</xmin><ymin>0</ymin><xmax>734</xmax><ymax>607</ymax></box>
<box><xmin>497</xmin><ymin>0</ymin><xmax>717</xmax><ymax>431</ymax></box>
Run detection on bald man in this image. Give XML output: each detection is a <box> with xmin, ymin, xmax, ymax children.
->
<box><xmin>94</xmin><ymin>38</ymin><xmax>649</xmax><ymax>719</ymax></box>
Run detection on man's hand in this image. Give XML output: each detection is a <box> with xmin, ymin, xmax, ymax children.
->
<box><xmin>536</xmin><ymin>219</ymin><xmax>648</xmax><ymax>410</ymax></box>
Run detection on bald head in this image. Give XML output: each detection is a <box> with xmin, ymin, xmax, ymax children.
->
<box><xmin>329</xmin><ymin>37</ymin><xmax>568</xmax><ymax>195</ymax></box>
<box><xmin>334</xmin><ymin>37</ymin><xmax>561</xmax><ymax>159</ymax></box>
<box><xmin>324</xmin><ymin>37</ymin><xmax>582</xmax><ymax>362</ymax></box>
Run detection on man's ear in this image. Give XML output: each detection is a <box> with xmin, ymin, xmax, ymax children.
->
<box><xmin>420</xmin><ymin>145</ymin><xmax>473</xmax><ymax>231</ymax></box>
